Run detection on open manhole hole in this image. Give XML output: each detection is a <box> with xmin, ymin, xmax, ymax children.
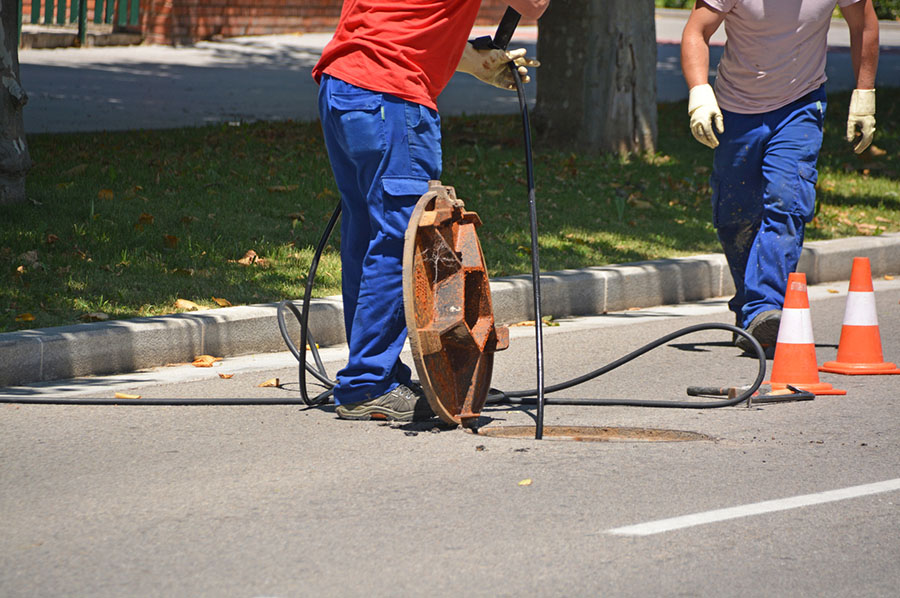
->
<box><xmin>471</xmin><ymin>425</ymin><xmax>713</xmax><ymax>442</ymax></box>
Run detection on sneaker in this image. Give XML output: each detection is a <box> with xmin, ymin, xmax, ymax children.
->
<box><xmin>336</xmin><ymin>384</ymin><xmax>434</xmax><ymax>422</ymax></box>
<box><xmin>735</xmin><ymin>309</ymin><xmax>782</xmax><ymax>355</ymax></box>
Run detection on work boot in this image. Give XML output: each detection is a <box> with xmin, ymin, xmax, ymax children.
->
<box><xmin>336</xmin><ymin>384</ymin><xmax>434</xmax><ymax>422</ymax></box>
<box><xmin>734</xmin><ymin>309</ymin><xmax>782</xmax><ymax>357</ymax></box>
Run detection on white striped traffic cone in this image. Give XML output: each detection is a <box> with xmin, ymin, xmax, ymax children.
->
<box><xmin>820</xmin><ymin>257</ymin><xmax>900</xmax><ymax>375</ymax></box>
<box><xmin>766</xmin><ymin>272</ymin><xmax>846</xmax><ymax>395</ymax></box>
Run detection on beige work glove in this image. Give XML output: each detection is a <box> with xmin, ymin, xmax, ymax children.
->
<box><xmin>688</xmin><ymin>84</ymin><xmax>725</xmax><ymax>149</ymax></box>
<box><xmin>846</xmin><ymin>89</ymin><xmax>876</xmax><ymax>154</ymax></box>
<box><xmin>456</xmin><ymin>44</ymin><xmax>539</xmax><ymax>90</ymax></box>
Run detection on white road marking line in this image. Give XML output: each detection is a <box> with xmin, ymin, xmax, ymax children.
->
<box><xmin>607</xmin><ymin>478</ymin><xmax>900</xmax><ymax>537</ymax></box>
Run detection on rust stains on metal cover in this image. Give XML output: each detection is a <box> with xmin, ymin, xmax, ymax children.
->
<box><xmin>402</xmin><ymin>181</ymin><xmax>509</xmax><ymax>427</ymax></box>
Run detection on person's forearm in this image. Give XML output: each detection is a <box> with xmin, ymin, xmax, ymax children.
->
<box><xmin>846</xmin><ymin>0</ymin><xmax>880</xmax><ymax>89</ymax></box>
<box><xmin>850</xmin><ymin>22</ymin><xmax>879</xmax><ymax>88</ymax></box>
<box><xmin>505</xmin><ymin>0</ymin><xmax>549</xmax><ymax>20</ymax></box>
<box><xmin>681</xmin><ymin>32</ymin><xmax>711</xmax><ymax>89</ymax></box>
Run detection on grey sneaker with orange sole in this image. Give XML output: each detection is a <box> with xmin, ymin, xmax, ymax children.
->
<box><xmin>336</xmin><ymin>383</ymin><xmax>434</xmax><ymax>422</ymax></box>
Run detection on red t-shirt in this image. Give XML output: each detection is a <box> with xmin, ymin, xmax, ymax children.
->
<box><xmin>312</xmin><ymin>0</ymin><xmax>483</xmax><ymax>111</ymax></box>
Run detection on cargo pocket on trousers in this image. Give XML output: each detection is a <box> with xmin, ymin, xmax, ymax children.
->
<box><xmin>382</xmin><ymin>177</ymin><xmax>430</xmax><ymax>240</ymax></box>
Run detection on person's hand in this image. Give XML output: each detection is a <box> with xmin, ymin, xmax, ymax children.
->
<box><xmin>688</xmin><ymin>84</ymin><xmax>724</xmax><ymax>149</ymax></box>
<box><xmin>846</xmin><ymin>89</ymin><xmax>876</xmax><ymax>154</ymax></box>
<box><xmin>456</xmin><ymin>44</ymin><xmax>539</xmax><ymax>90</ymax></box>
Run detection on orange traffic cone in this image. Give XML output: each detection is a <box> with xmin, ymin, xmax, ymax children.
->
<box><xmin>765</xmin><ymin>272</ymin><xmax>847</xmax><ymax>395</ymax></box>
<box><xmin>819</xmin><ymin>257</ymin><xmax>900</xmax><ymax>375</ymax></box>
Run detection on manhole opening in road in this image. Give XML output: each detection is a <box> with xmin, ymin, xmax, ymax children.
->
<box><xmin>471</xmin><ymin>425</ymin><xmax>714</xmax><ymax>442</ymax></box>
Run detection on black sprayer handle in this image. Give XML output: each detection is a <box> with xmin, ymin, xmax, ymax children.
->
<box><xmin>470</xmin><ymin>7</ymin><xmax>522</xmax><ymax>51</ymax></box>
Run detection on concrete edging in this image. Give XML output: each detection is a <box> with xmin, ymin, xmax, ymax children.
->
<box><xmin>1</xmin><ymin>233</ymin><xmax>898</xmax><ymax>387</ymax></box>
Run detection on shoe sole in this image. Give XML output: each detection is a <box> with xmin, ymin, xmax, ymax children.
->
<box><xmin>335</xmin><ymin>405</ymin><xmax>412</xmax><ymax>422</ymax></box>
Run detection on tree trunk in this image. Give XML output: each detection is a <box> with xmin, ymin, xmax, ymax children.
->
<box><xmin>534</xmin><ymin>0</ymin><xmax>657</xmax><ymax>154</ymax></box>
<box><xmin>1</xmin><ymin>1</ymin><xmax>31</xmax><ymax>205</ymax></box>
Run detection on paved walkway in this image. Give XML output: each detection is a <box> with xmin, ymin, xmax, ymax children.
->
<box><xmin>18</xmin><ymin>9</ymin><xmax>900</xmax><ymax>133</ymax></box>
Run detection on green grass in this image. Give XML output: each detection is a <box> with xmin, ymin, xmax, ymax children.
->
<box><xmin>3</xmin><ymin>88</ymin><xmax>899</xmax><ymax>332</ymax></box>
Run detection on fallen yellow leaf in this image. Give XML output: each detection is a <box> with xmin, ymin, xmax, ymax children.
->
<box><xmin>237</xmin><ymin>249</ymin><xmax>259</xmax><ymax>265</ymax></box>
<box><xmin>827</xmin><ymin>289</ymin><xmax>840</xmax><ymax>294</ymax></box>
<box><xmin>97</xmin><ymin>188</ymin><xmax>114</xmax><ymax>201</ymax></box>
<box><xmin>258</xmin><ymin>377</ymin><xmax>280</xmax><ymax>388</ymax></box>
<box><xmin>15</xmin><ymin>313</ymin><xmax>35</xmax><ymax>322</ymax></box>
<box><xmin>518</xmin><ymin>479</ymin><xmax>533</xmax><ymax>487</ymax></box>
<box><xmin>192</xmin><ymin>355</ymin><xmax>222</xmax><ymax>367</ymax></box>
<box><xmin>885</xmin><ymin>275</ymin><xmax>895</xmax><ymax>281</ymax></box>
<box><xmin>175</xmin><ymin>298</ymin><xmax>200</xmax><ymax>311</ymax></box>
<box><xmin>218</xmin><ymin>373</ymin><xmax>234</xmax><ymax>379</ymax></box>
<box><xmin>212</xmin><ymin>297</ymin><xmax>232</xmax><ymax>307</ymax></box>
<box><xmin>114</xmin><ymin>392</ymin><xmax>141</xmax><ymax>399</ymax></box>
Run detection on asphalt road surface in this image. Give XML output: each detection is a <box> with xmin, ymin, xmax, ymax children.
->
<box><xmin>3</xmin><ymin>280</ymin><xmax>899</xmax><ymax>596</ymax></box>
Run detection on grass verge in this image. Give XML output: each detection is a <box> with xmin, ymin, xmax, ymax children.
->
<box><xmin>3</xmin><ymin>88</ymin><xmax>898</xmax><ymax>332</ymax></box>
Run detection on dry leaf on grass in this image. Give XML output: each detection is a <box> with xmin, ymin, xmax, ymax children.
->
<box><xmin>267</xmin><ymin>185</ymin><xmax>299</xmax><ymax>193</ymax></box>
<box><xmin>97</xmin><ymin>188</ymin><xmax>114</xmax><ymax>201</ymax></box>
<box><xmin>163</xmin><ymin>235</ymin><xmax>179</xmax><ymax>249</ymax></box>
<box><xmin>212</xmin><ymin>297</ymin><xmax>232</xmax><ymax>307</ymax></box>
<box><xmin>114</xmin><ymin>392</ymin><xmax>141</xmax><ymax>399</ymax></box>
<box><xmin>192</xmin><ymin>355</ymin><xmax>222</xmax><ymax>367</ymax></box>
<box><xmin>15</xmin><ymin>313</ymin><xmax>35</xmax><ymax>322</ymax></box>
<box><xmin>175</xmin><ymin>298</ymin><xmax>200</xmax><ymax>311</ymax></box>
<box><xmin>233</xmin><ymin>249</ymin><xmax>270</xmax><ymax>267</ymax></box>
<box><xmin>258</xmin><ymin>378</ymin><xmax>280</xmax><ymax>388</ymax></box>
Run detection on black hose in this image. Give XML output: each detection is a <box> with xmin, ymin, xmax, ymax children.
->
<box><xmin>276</xmin><ymin>201</ymin><xmax>343</xmax><ymax>407</ymax></box>
<box><xmin>509</xmin><ymin>66</ymin><xmax>547</xmax><ymax>438</ymax></box>
<box><xmin>486</xmin><ymin>323</ymin><xmax>767</xmax><ymax>409</ymax></box>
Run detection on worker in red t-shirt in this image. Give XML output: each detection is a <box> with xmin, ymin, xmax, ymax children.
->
<box><xmin>313</xmin><ymin>0</ymin><xmax>549</xmax><ymax>422</ymax></box>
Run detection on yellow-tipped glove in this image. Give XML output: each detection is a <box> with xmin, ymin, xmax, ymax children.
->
<box><xmin>456</xmin><ymin>44</ymin><xmax>540</xmax><ymax>91</ymax></box>
<box><xmin>688</xmin><ymin>84</ymin><xmax>725</xmax><ymax>149</ymax></box>
<box><xmin>846</xmin><ymin>89</ymin><xmax>876</xmax><ymax>154</ymax></box>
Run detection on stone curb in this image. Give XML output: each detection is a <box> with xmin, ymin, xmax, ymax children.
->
<box><xmin>1</xmin><ymin>233</ymin><xmax>898</xmax><ymax>387</ymax></box>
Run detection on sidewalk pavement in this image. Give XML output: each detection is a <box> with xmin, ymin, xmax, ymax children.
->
<box><xmin>18</xmin><ymin>9</ymin><xmax>900</xmax><ymax>133</ymax></box>
<box><xmin>5</xmin><ymin>10</ymin><xmax>900</xmax><ymax>389</ymax></box>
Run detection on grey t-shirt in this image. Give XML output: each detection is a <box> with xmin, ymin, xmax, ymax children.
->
<box><xmin>704</xmin><ymin>0</ymin><xmax>861</xmax><ymax>113</ymax></box>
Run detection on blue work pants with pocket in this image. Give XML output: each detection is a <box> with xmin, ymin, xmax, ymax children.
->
<box><xmin>317</xmin><ymin>75</ymin><xmax>442</xmax><ymax>405</ymax></box>
<box><xmin>711</xmin><ymin>85</ymin><xmax>826</xmax><ymax>327</ymax></box>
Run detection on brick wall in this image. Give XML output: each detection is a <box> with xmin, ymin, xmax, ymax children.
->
<box><xmin>139</xmin><ymin>0</ymin><xmax>533</xmax><ymax>45</ymax></box>
<box><xmin>23</xmin><ymin>0</ymin><xmax>533</xmax><ymax>45</ymax></box>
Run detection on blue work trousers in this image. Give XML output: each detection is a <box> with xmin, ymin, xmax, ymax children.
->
<box><xmin>711</xmin><ymin>86</ymin><xmax>826</xmax><ymax>327</ymax></box>
<box><xmin>318</xmin><ymin>75</ymin><xmax>442</xmax><ymax>405</ymax></box>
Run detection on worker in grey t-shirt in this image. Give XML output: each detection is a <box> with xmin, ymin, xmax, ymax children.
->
<box><xmin>680</xmin><ymin>0</ymin><xmax>879</xmax><ymax>355</ymax></box>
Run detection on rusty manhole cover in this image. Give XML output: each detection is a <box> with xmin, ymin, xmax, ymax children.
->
<box><xmin>471</xmin><ymin>425</ymin><xmax>714</xmax><ymax>442</ymax></box>
<box><xmin>403</xmin><ymin>181</ymin><xmax>508</xmax><ymax>427</ymax></box>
